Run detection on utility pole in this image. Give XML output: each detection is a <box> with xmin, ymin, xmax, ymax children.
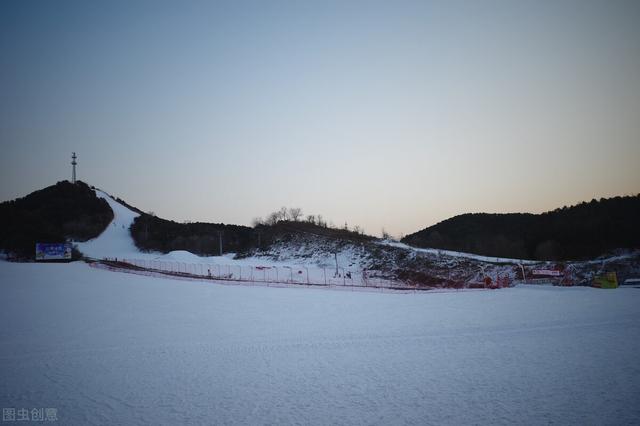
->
<box><xmin>520</xmin><ymin>263</ymin><xmax>527</xmax><ymax>284</ymax></box>
<box><xmin>71</xmin><ymin>152</ymin><xmax>77</xmax><ymax>184</ymax></box>
<box><xmin>218</xmin><ymin>230</ymin><xmax>223</xmax><ymax>256</ymax></box>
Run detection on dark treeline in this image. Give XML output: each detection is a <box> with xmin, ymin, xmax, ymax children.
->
<box><xmin>131</xmin><ymin>218</ymin><xmax>374</xmax><ymax>257</ymax></box>
<box><xmin>402</xmin><ymin>195</ymin><xmax>640</xmax><ymax>260</ymax></box>
<box><xmin>132</xmin><ymin>206</ymin><xmax>374</xmax><ymax>256</ymax></box>
<box><xmin>130</xmin><ymin>215</ymin><xmax>256</xmax><ymax>255</ymax></box>
<box><xmin>0</xmin><ymin>181</ymin><xmax>113</xmax><ymax>259</ymax></box>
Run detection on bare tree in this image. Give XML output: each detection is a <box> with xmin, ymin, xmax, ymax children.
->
<box><xmin>251</xmin><ymin>217</ymin><xmax>263</xmax><ymax>227</ymax></box>
<box><xmin>266</xmin><ymin>211</ymin><xmax>279</xmax><ymax>225</ymax></box>
<box><xmin>306</xmin><ymin>214</ymin><xmax>316</xmax><ymax>224</ymax></box>
<box><xmin>289</xmin><ymin>207</ymin><xmax>303</xmax><ymax>222</ymax></box>
<box><xmin>381</xmin><ymin>228</ymin><xmax>391</xmax><ymax>240</ymax></box>
<box><xmin>278</xmin><ymin>206</ymin><xmax>289</xmax><ymax>222</ymax></box>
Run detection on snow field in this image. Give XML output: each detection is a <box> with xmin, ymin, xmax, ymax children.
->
<box><xmin>1</xmin><ymin>261</ymin><xmax>639</xmax><ymax>425</ymax></box>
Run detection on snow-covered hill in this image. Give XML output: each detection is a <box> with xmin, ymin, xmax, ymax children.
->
<box><xmin>75</xmin><ymin>189</ymin><xmax>154</xmax><ymax>260</ymax></box>
<box><xmin>73</xmin><ymin>188</ymin><xmax>639</xmax><ymax>288</ymax></box>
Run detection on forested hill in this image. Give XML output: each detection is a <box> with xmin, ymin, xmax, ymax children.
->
<box><xmin>402</xmin><ymin>195</ymin><xmax>640</xmax><ymax>261</ymax></box>
<box><xmin>130</xmin><ymin>214</ymin><xmax>256</xmax><ymax>255</ymax></box>
<box><xmin>0</xmin><ymin>181</ymin><xmax>113</xmax><ymax>259</ymax></box>
<box><xmin>130</xmin><ymin>216</ymin><xmax>373</xmax><ymax>257</ymax></box>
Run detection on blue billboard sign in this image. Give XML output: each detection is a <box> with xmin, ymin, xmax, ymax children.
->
<box><xmin>35</xmin><ymin>243</ymin><xmax>72</xmax><ymax>261</ymax></box>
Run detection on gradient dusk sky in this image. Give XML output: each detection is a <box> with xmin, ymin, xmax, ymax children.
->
<box><xmin>1</xmin><ymin>0</ymin><xmax>639</xmax><ymax>236</ymax></box>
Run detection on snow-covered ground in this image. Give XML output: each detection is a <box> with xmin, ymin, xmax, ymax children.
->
<box><xmin>75</xmin><ymin>190</ymin><xmax>155</xmax><ymax>260</ymax></box>
<box><xmin>140</xmin><ymin>248</ymin><xmax>372</xmax><ymax>287</ymax></box>
<box><xmin>153</xmin><ymin>248</ymin><xmax>363</xmax><ymax>271</ymax></box>
<box><xmin>1</xmin><ymin>261</ymin><xmax>639</xmax><ymax>425</ymax></box>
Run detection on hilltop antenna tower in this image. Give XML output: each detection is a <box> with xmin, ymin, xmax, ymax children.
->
<box><xmin>71</xmin><ymin>152</ymin><xmax>77</xmax><ymax>184</ymax></box>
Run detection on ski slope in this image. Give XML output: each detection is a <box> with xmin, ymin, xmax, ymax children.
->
<box><xmin>380</xmin><ymin>240</ymin><xmax>541</xmax><ymax>264</ymax></box>
<box><xmin>1</xmin><ymin>261</ymin><xmax>639</xmax><ymax>425</ymax></box>
<box><xmin>75</xmin><ymin>190</ymin><xmax>154</xmax><ymax>260</ymax></box>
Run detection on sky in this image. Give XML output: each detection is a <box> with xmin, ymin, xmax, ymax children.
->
<box><xmin>1</xmin><ymin>0</ymin><xmax>639</xmax><ymax>237</ymax></box>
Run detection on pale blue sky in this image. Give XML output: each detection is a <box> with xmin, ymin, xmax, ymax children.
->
<box><xmin>1</xmin><ymin>0</ymin><xmax>639</xmax><ymax>236</ymax></box>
